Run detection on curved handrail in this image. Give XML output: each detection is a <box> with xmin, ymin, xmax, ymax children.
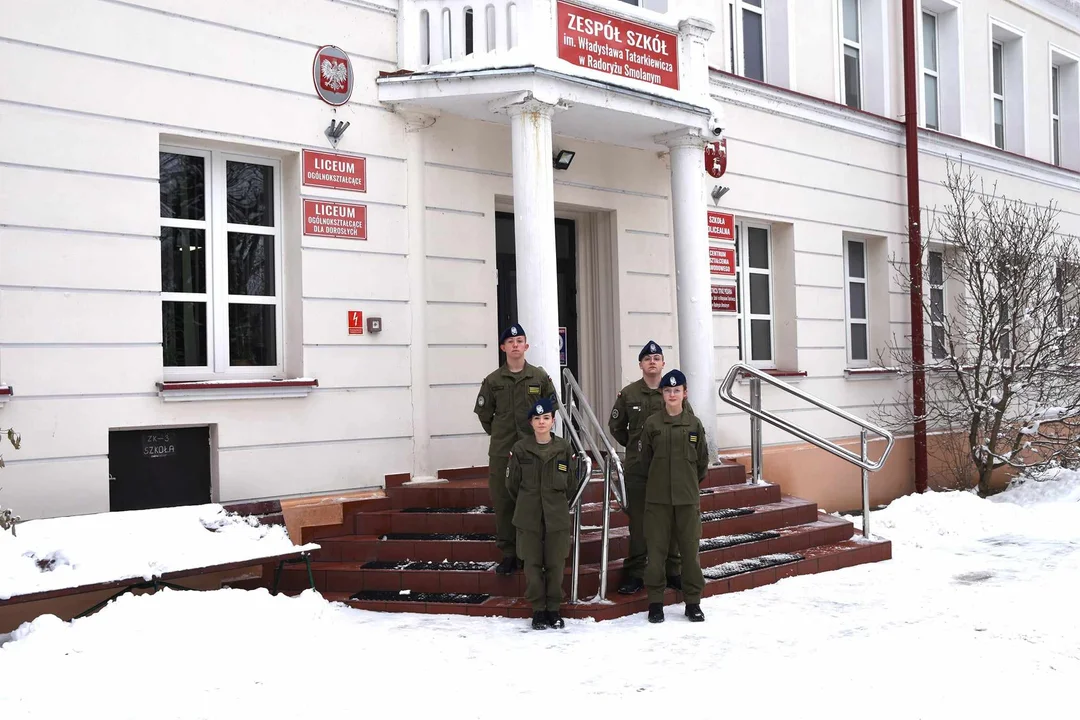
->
<box><xmin>561</xmin><ymin>368</ymin><xmax>627</xmax><ymax>507</ymax></box>
<box><xmin>719</xmin><ymin>364</ymin><xmax>895</xmax><ymax>471</ymax></box>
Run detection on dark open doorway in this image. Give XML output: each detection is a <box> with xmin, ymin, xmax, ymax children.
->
<box><xmin>494</xmin><ymin>212</ymin><xmax>579</xmax><ymax>382</ymax></box>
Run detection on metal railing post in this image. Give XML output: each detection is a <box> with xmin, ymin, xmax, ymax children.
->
<box><xmin>571</xmin><ymin>503</ymin><xmax>582</xmax><ymax>603</ymax></box>
<box><xmin>861</xmin><ymin>429</ymin><xmax>870</xmax><ymax>539</ymax></box>
<box><xmin>750</xmin><ymin>376</ymin><xmax>763</xmax><ymax>484</ymax></box>
<box><xmin>597</xmin><ymin>463</ymin><xmax>613</xmax><ymax>601</ymax></box>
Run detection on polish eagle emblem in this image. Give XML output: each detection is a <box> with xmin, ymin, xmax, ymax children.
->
<box><xmin>320</xmin><ymin>57</ymin><xmax>349</xmax><ymax>93</ymax></box>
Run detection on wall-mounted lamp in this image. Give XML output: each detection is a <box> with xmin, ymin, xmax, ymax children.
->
<box><xmin>553</xmin><ymin>149</ymin><xmax>576</xmax><ymax>171</ymax></box>
<box><xmin>325</xmin><ymin>119</ymin><xmax>351</xmax><ymax>148</ymax></box>
<box><xmin>711</xmin><ymin>185</ymin><xmax>730</xmax><ymax>205</ymax></box>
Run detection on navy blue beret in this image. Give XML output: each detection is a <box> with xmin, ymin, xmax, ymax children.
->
<box><xmin>661</xmin><ymin>369</ymin><xmax>686</xmax><ymax>388</ymax></box>
<box><xmin>499</xmin><ymin>324</ymin><xmax>526</xmax><ymax>344</ymax></box>
<box><xmin>638</xmin><ymin>341</ymin><xmax>663</xmax><ymax>362</ymax></box>
<box><xmin>527</xmin><ymin>396</ymin><xmax>555</xmax><ymax>419</ymax></box>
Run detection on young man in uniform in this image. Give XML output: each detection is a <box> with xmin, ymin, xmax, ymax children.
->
<box><xmin>474</xmin><ymin>324</ymin><xmax>558</xmax><ymax>575</ymax></box>
<box><xmin>506</xmin><ymin>397</ymin><xmax>577</xmax><ymax>630</ymax></box>
<box><xmin>608</xmin><ymin>341</ymin><xmax>693</xmax><ymax>595</ymax></box>
<box><xmin>638</xmin><ymin>369</ymin><xmax>710</xmax><ymax>624</ymax></box>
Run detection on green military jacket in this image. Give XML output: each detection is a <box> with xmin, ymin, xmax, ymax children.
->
<box><xmin>638</xmin><ymin>408</ymin><xmax>710</xmax><ymax>506</ymax></box>
<box><xmin>608</xmin><ymin>379</ymin><xmax>695</xmax><ymax>478</ymax></box>
<box><xmin>474</xmin><ymin>362</ymin><xmax>557</xmax><ymax>459</ymax></box>
<box><xmin>506</xmin><ymin>435</ymin><xmax>577</xmax><ymax>533</ymax></box>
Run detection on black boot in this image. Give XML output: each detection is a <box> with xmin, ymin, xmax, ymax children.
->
<box><xmin>618</xmin><ymin>577</ymin><xmax>645</xmax><ymax>595</ymax></box>
<box><xmin>547</xmin><ymin>611</ymin><xmax>565</xmax><ymax>629</ymax></box>
<box><xmin>666</xmin><ymin>575</ymin><xmax>683</xmax><ymax>591</ymax></box>
<box><xmin>495</xmin><ymin>556</ymin><xmax>517</xmax><ymax>575</ymax></box>
<box><xmin>647</xmin><ymin>603</ymin><xmax>665</xmax><ymax>624</ymax></box>
<box><xmin>531</xmin><ymin>612</ymin><xmax>549</xmax><ymax>630</ymax></box>
<box><xmin>685</xmin><ymin>603</ymin><xmax>705</xmax><ymax>622</ymax></box>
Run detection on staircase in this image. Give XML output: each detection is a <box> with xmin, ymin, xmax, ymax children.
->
<box><xmin>254</xmin><ymin>461</ymin><xmax>891</xmax><ymax>621</ymax></box>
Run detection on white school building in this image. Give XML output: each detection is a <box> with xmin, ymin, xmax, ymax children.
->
<box><xmin>3</xmin><ymin>0</ymin><xmax>1080</xmax><ymax>520</ymax></box>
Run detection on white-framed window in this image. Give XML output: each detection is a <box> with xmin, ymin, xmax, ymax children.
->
<box><xmin>929</xmin><ymin>250</ymin><xmax>946</xmax><ymax>360</ymax></box>
<box><xmin>728</xmin><ymin>1</ymin><xmax>792</xmax><ymax>88</ymax></box>
<box><xmin>159</xmin><ymin>146</ymin><xmax>284</xmax><ymax>378</ymax></box>
<box><xmin>1050</xmin><ymin>47</ymin><xmax>1080</xmax><ymax>169</ymax></box>
<box><xmin>1052</xmin><ymin>64</ymin><xmax>1062</xmax><ymax>166</ymax></box>
<box><xmin>734</xmin><ymin>223</ymin><xmax>774</xmax><ymax>367</ymax></box>
<box><xmin>740</xmin><ymin>0</ymin><xmax>766</xmax><ymax>82</ymax></box>
<box><xmin>922</xmin><ymin>11</ymin><xmax>940</xmax><ymax>130</ymax></box>
<box><xmin>992</xmin><ymin>40</ymin><xmax>1006</xmax><ymax>149</ymax></box>
<box><xmin>845</xmin><ymin>239</ymin><xmax>869</xmax><ymax>365</ymax></box>
<box><xmin>841</xmin><ymin>0</ymin><xmax>862</xmax><ymax>109</ymax></box>
<box><xmin>990</xmin><ymin>21</ymin><xmax>1026</xmax><ymax>153</ymax></box>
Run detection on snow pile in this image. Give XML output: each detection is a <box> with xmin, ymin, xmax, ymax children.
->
<box><xmin>1</xmin><ymin>474</ymin><xmax>1079</xmax><ymax>718</ymax></box>
<box><xmin>0</xmin><ymin>504</ymin><xmax>317</xmax><ymax>601</ymax></box>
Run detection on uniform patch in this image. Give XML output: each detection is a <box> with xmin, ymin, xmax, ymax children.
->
<box><xmin>477</xmin><ymin>395</ymin><xmax>485</xmax><ymax>407</ymax></box>
<box><xmin>535</xmin><ymin>403</ymin><xmax>544</xmax><ymax>415</ymax></box>
<box><xmin>557</xmin><ymin>462</ymin><xmax>568</xmax><ymax>472</ymax></box>
<box><xmin>528</xmin><ymin>385</ymin><xmax>541</xmax><ymax>395</ymax></box>
<box><xmin>611</xmin><ymin>408</ymin><xmax>619</xmax><ymax>419</ymax></box>
<box><xmin>689</xmin><ymin>432</ymin><xmax>699</xmax><ymax>444</ymax></box>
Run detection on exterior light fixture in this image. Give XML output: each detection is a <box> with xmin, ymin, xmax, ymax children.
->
<box><xmin>553</xmin><ymin>150</ymin><xmax>576</xmax><ymax>170</ymax></box>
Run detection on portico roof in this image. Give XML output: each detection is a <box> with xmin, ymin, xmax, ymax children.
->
<box><xmin>378</xmin><ymin>64</ymin><xmax>713</xmax><ymax>150</ymax></box>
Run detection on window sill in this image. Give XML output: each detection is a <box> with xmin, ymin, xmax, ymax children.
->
<box><xmin>156</xmin><ymin>378</ymin><xmax>319</xmax><ymax>403</ymax></box>
<box><xmin>735</xmin><ymin>369</ymin><xmax>807</xmax><ymax>385</ymax></box>
<box><xmin>844</xmin><ymin>367</ymin><xmax>901</xmax><ymax>381</ymax></box>
<box><xmin>0</xmin><ymin>385</ymin><xmax>12</xmax><ymax>406</ymax></box>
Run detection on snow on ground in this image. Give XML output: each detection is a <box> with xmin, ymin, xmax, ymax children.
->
<box><xmin>2</xmin><ymin>474</ymin><xmax>1079</xmax><ymax>719</ymax></box>
<box><xmin>0</xmin><ymin>504</ymin><xmax>317</xmax><ymax>600</ymax></box>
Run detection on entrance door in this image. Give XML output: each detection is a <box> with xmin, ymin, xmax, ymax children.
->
<box><xmin>109</xmin><ymin>427</ymin><xmax>212</xmax><ymax>512</ymax></box>
<box><xmin>495</xmin><ymin>212</ymin><xmax>579</xmax><ymax>382</ymax></box>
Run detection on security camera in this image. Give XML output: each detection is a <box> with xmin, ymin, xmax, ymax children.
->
<box><xmin>709</xmin><ymin>116</ymin><xmax>724</xmax><ymax>137</ymax></box>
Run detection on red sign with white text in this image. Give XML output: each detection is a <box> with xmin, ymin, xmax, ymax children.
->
<box><xmin>348</xmin><ymin>310</ymin><xmax>364</xmax><ymax>335</ymax></box>
<box><xmin>707</xmin><ymin>211</ymin><xmax>734</xmax><ymax>241</ymax></box>
<box><xmin>711</xmin><ymin>284</ymin><xmax>737</xmax><ymax>313</ymax></box>
<box><xmin>304</xmin><ymin>199</ymin><xmax>368</xmax><ymax>240</ymax></box>
<box><xmin>710</xmin><ymin>246</ymin><xmax>735</xmax><ymax>276</ymax></box>
<box><xmin>556</xmin><ymin>1</ymin><xmax>679</xmax><ymax>90</ymax></box>
<box><xmin>302</xmin><ymin>149</ymin><xmax>367</xmax><ymax>192</ymax></box>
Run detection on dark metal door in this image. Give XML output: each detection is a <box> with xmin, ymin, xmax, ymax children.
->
<box><xmin>495</xmin><ymin>212</ymin><xmax>579</xmax><ymax>381</ymax></box>
<box><xmin>109</xmin><ymin>427</ymin><xmax>212</xmax><ymax>512</ymax></box>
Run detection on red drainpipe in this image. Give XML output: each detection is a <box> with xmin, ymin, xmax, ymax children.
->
<box><xmin>902</xmin><ymin>0</ymin><xmax>929</xmax><ymax>494</ymax></box>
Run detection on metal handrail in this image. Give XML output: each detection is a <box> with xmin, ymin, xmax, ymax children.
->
<box><xmin>557</xmin><ymin>368</ymin><xmax>626</xmax><ymax>603</ymax></box>
<box><xmin>718</xmin><ymin>363</ymin><xmax>895</xmax><ymax>538</ymax></box>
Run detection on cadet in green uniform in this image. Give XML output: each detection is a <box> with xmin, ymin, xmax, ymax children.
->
<box><xmin>506</xmin><ymin>397</ymin><xmax>577</xmax><ymax>630</ymax></box>
<box><xmin>474</xmin><ymin>323</ymin><xmax>557</xmax><ymax>575</ymax></box>
<box><xmin>609</xmin><ymin>341</ymin><xmax>694</xmax><ymax>595</ymax></box>
<box><xmin>638</xmin><ymin>369</ymin><xmax>709</xmax><ymax>624</ymax></box>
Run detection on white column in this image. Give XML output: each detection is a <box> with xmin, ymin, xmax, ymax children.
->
<box><xmin>402</xmin><ymin>111</ymin><xmax>437</xmax><ymax>480</ymax></box>
<box><xmin>665</xmin><ymin>130</ymin><xmax>718</xmax><ymax>459</ymax></box>
<box><xmin>507</xmin><ymin>98</ymin><xmax>561</xmax><ymax>398</ymax></box>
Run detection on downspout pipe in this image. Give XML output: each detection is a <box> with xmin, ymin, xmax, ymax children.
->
<box><xmin>902</xmin><ymin>0</ymin><xmax>929</xmax><ymax>494</ymax></box>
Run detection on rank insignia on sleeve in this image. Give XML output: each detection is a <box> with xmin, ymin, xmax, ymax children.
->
<box><xmin>689</xmin><ymin>432</ymin><xmax>699</xmax><ymax>444</ymax></box>
<box><xmin>557</xmin><ymin>462</ymin><xmax>568</xmax><ymax>472</ymax></box>
<box><xmin>528</xmin><ymin>385</ymin><xmax>541</xmax><ymax>395</ymax></box>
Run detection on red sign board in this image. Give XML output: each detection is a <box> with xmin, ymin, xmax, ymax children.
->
<box><xmin>556</xmin><ymin>1</ymin><xmax>679</xmax><ymax>90</ymax></box>
<box><xmin>303</xmin><ymin>199</ymin><xmax>368</xmax><ymax>240</ymax></box>
<box><xmin>711</xmin><ymin>284</ymin><xmax>737</xmax><ymax>313</ymax></box>
<box><xmin>348</xmin><ymin>310</ymin><xmax>364</xmax><ymax>335</ymax></box>
<box><xmin>302</xmin><ymin>149</ymin><xmax>367</xmax><ymax>192</ymax></box>
<box><xmin>707</xmin><ymin>211</ymin><xmax>734</xmax><ymax>241</ymax></box>
<box><xmin>710</xmin><ymin>246</ymin><xmax>735</xmax><ymax>276</ymax></box>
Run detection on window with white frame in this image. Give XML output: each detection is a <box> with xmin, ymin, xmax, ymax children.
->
<box><xmin>990</xmin><ymin>22</ymin><xmax>1026</xmax><ymax>153</ymax></box>
<box><xmin>727</xmin><ymin>1</ymin><xmax>792</xmax><ymax>87</ymax></box>
<box><xmin>929</xmin><ymin>250</ymin><xmax>946</xmax><ymax>360</ymax></box>
<box><xmin>741</xmin><ymin>0</ymin><xmax>766</xmax><ymax>82</ymax></box>
<box><xmin>841</xmin><ymin>0</ymin><xmax>862</xmax><ymax>109</ymax></box>
<box><xmin>734</xmin><ymin>223</ymin><xmax>774</xmax><ymax>366</ymax></box>
<box><xmin>922</xmin><ymin>11</ymin><xmax>940</xmax><ymax>130</ymax></box>
<box><xmin>1052</xmin><ymin>64</ymin><xmax>1062</xmax><ymax>165</ymax></box>
<box><xmin>845</xmin><ymin>239</ymin><xmax>869</xmax><ymax>364</ymax></box>
<box><xmin>159</xmin><ymin>147</ymin><xmax>283</xmax><ymax>377</ymax></box>
<box><xmin>992</xmin><ymin>40</ymin><xmax>1006</xmax><ymax>149</ymax></box>
<box><xmin>1050</xmin><ymin>48</ymin><xmax>1080</xmax><ymax>169</ymax></box>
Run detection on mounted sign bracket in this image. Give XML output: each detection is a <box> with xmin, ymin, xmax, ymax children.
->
<box><xmin>325</xmin><ymin>119</ymin><xmax>351</xmax><ymax>148</ymax></box>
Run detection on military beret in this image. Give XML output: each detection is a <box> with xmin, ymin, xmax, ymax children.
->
<box><xmin>527</xmin><ymin>396</ymin><xmax>555</xmax><ymax>419</ymax></box>
<box><xmin>499</xmin><ymin>323</ymin><xmax>526</xmax><ymax>344</ymax></box>
<box><xmin>661</xmin><ymin>369</ymin><xmax>687</xmax><ymax>388</ymax></box>
<box><xmin>638</xmin><ymin>341</ymin><xmax>663</xmax><ymax>362</ymax></box>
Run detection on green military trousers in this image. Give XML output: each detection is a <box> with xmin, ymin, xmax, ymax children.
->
<box><xmin>644</xmin><ymin>502</ymin><xmax>704</xmax><ymax>604</ymax></box>
<box><xmin>488</xmin><ymin>455</ymin><xmax>517</xmax><ymax>559</ymax></box>
<box><xmin>516</xmin><ymin>527</ymin><xmax>571</xmax><ymax>611</ymax></box>
<box><xmin>623</xmin><ymin>474</ymin><xmax>681</xmax><ymax>581</ymax></box>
